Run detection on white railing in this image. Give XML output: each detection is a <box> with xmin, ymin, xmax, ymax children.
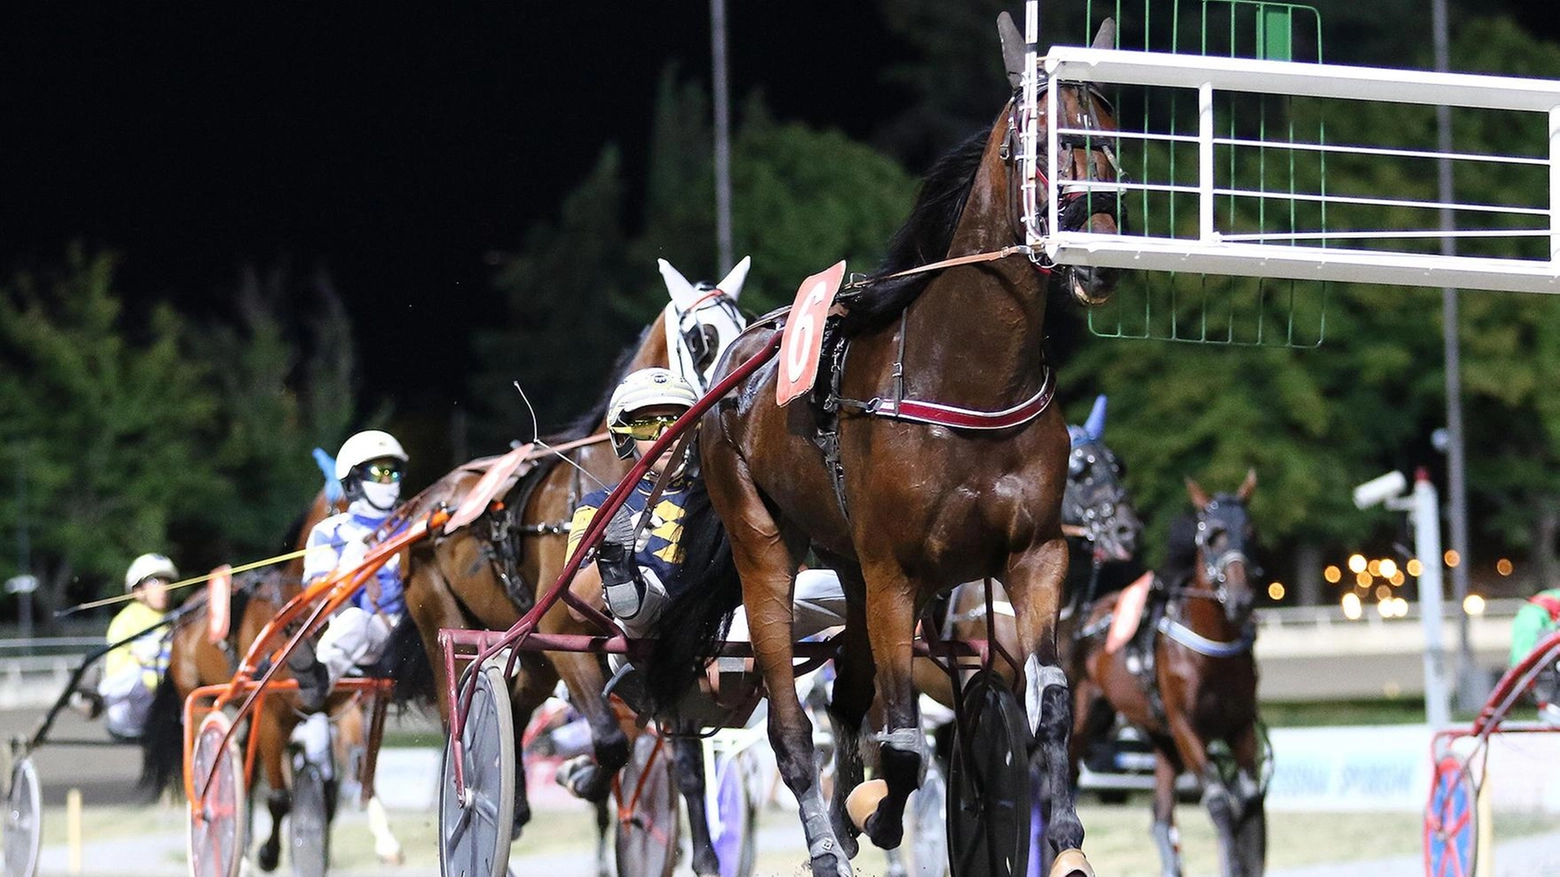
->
<box><xmin>1040</xmin><ymin>46</ymin><xmax>1560</xmax><ymax>294</ymax></box>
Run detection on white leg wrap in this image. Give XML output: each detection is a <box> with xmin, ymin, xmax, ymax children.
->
<box><xmin>1025</xmin><ymin>655</ymin><xmax>1067</xmax><ymax>737</ymax></box>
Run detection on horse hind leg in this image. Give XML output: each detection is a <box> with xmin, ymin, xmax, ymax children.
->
<box><xmin>825</xmin><ymin>582</ymin><xmax>874</xmax><ymax>860</ymax></box>
<box><xmin>255</xmin><ymin>710</ymin><xmax>291</xmax><ymax>872</ymax></box>
<box><xmin>712</xmin><ymin>457</ymin><xmax>849</xmax><ymax>877</ymax></box>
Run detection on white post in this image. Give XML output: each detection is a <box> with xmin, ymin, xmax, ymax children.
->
<box><xmin>1550</xmin><ymin>105</ymin><xmax>1560</xmax><ymax>262</ymax></box>
<box><xmin>1045</xmin><ymin>72</ymin><xmax>1059</xmax><ymax>247</ymax></box>
<box><xmin>1023</xmin><ymin>0</ymin><xmax>1042</xmax><ymax>249</ymax></box>
<box><xmin>1412</xmin><ymin>468</ymin><xmax>1452</xmax><ymax>728</ymax></box>
<box><xmin>1199</xmin><ymin>82</ymin><xmax>1216</xmax><ymax>242</ymax></box>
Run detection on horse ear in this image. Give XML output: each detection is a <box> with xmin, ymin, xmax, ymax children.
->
<box><xmin>1083</xmin><ymin>395</ymin><xmax>1107</xmax><ymax>439</ymax></box>
<box><xmin>1092</xmin><ymin>17</ymin><xmax>1117</xmax><ymax>50</ymax></box>
<box><xmin>1185</xmin><ymin>476</ymin><xmax>1211</xmax><ymax>510</ymax></box>
<box><xmin>658</xmin><ymin>258</ymin><xmax>699</xmax><ymax>311</ymax></box>
<box><xmin>1237</xmin><ymin>467</ymin><xmax>1258</xmax><ymax>502</ymax></box>
<box><xmin>997</xmin><ymin>11</ymin><xmax>1027</xmax><ymax>92</ymax></box>
<box><xmin>716</xmin><ymin>255</ymin><xmax>752</xmax><ymax>301</ymax></box>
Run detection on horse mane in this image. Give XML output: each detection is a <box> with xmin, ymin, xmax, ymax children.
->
<box><xmin>545</xmin><ymin>325</ymin><xmax>650</xmax><ymax>442</ymax></box>
<box><xmin>839</xmin><ymin>129</ymin><xmax>991</xmax><ymax>336</ymax></box>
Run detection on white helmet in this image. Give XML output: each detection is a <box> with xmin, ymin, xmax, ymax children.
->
<box><xmin>334</xmin><ymin>430</ymin><xmax>408</xmax><ymax>481</ymax></box>
<box><xmin>125</xmin><ymin>553</ymin><xmax>178</xmax><ymax>593</ymax></box>
<box><xmin>607</xmin><ymin>368</ymin><xmax>699</xmax><ymax>459</ymax></box>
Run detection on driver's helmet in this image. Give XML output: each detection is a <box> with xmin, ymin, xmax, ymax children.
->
<box><xmin>334</xmin><ymin>430</ymin><xmax>408</xmax><ymax>511</ymax></box>
<box><xmin>606</xmin><ymin>368</ymin><xmax>699</xmax><ymax>459</ymax></box>
<box><xmin>124</xmin><ymin>553</ymin><xmax>178</xmax><ymax>594</ymax></box>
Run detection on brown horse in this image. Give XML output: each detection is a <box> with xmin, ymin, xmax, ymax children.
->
<box><xmin>397</xmin><ymin>258</ymin><xmax>749</xmax><ymax>873</ymax></box>
<box><xmin>1069</xmin><ymin>472</ymin><xmax>1265</xmax><ymax>877</ymax></box>
<box><xmin>644</xmin><ymin>15</ymin><xmax>1123</xmax><ymax>877</ymax></box>
<box><xmin>143</xmin><ymin>487</ymin><xmax>363</xmax><ymax>872</ymax></box>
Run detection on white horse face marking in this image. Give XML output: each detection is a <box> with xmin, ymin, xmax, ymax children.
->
<box><xmin>658</xmin><ymin>256</ymin><xmax>751</xmax><ymax>391</ymax></box>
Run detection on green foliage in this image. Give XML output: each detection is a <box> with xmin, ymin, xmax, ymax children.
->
<box><xmin>0</xmin><ymin>248</ymin><xmax>221</xmax><ymax>611</ymax></box>
<box><xmin>0</xmin><ymin>251</ymin><xmax>362</xmax><ymax>619</ymax></box>
<box><xmin>187</xmin><ymin>265</ymin><xmax>361</xmax><ymax>560</ymax></box>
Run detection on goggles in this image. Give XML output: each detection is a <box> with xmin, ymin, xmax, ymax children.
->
<box><xmin>363</xmin><ymin>461</ymin><xmax>404</xmax><ymax>484</ymax></box>
<box><xmin>609</xmin><ymin>414</ymin><xmax>682</xmax><ymax>443</ymax></box>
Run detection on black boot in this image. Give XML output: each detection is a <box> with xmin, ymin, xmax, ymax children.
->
<box><xmin>287</xmin><ymin>638</ymin><xmax>330</xmax><ymax>713</ymax></box>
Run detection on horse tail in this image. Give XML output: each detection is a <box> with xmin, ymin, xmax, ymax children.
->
<box><xmin>646</xmin><ymin>481</ymin><xmax>742</xmax><ymax>713</ymax></box>
<box><xmin>375</xmin><ymin>615</ymin><xmax>438</xmax><ymax>711</ymax></box>
<box><xmin>139</xmin><ymin>668</ymin><xmax>186</xmax><ymax>800</ymax></box>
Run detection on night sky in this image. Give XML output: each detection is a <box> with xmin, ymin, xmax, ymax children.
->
<box><xmin>0</xmin><ymin>5</ymin><xmax>904</xmax><ymax>414</ymax></box>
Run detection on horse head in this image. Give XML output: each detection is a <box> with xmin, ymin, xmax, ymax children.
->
<box><xmin>998</xmin><ymin>13</ymin><xmax>1124</xmax><ymax>306</ymax></box>
<box><xmin>1063</xmin><ymin>395</ymin><xmax>1141</xmax><ymax>562</ymax></box>
<box><xmin>1185</xmin><ymin>469</ymin><xmax>1260</xmax><ymax>626</ymax></box>
<box><xmin>657</xmin><ymin>256</ymin><xmax>750</xmax><ymax>392</ymax></box>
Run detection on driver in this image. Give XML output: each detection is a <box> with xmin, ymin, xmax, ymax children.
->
<box><xmin>98</xmin><ymin>553</ymin><xmax>177</xmax><ymax>740</ymax></box>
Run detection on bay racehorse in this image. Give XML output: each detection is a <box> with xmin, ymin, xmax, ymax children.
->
<box><xmin>392</xmin><ymin>258</ymin><xmax>749</xmax><ymax>874</ymax></box>
<box><xmin>645</xmin><ymin>15</ymin><xmax>1124</xmax><ymax>877</ymax></box>
<box><xmin>1070</xmin><ymin>472</ymin><xmax>1266</xmax><ymax>877</ymax></box>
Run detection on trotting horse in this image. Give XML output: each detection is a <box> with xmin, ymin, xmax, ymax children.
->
<box><xmin>1070</xmin><ymin>472</ymin><xmax>1266</xmax><ymax>877</ymax></box>
<box><xmin>645</xmin><ymin>15</ymin><xmax>1124</xmax><ymax>877</ymax></box>
<box><xmin>394</xmin><ymin>258</ymin><xmax>749</xmax><ymax>875</ymax></box>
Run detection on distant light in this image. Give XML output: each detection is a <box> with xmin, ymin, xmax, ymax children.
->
<box><xmin>1323</xmin><ymin>565</ymin><xmax>1342</xmax><ymax>584</ymax></box>
<box><xmin>1355</xmin><ymin>571</ymin><xmax>1373</xmax><ymax>588</ymax></box>
<box><xmin>1348</xmin><ymin>554</ymin><xmax>1368</xmax><ymax>574</ymax></box>
<box><xmin>1406</xmin><ymin>558</ymin><xmax>1424</xmax><ymax>577</ymax></box>
<box><xmin>1375</xmin><ymin>584</ymin><xmax>1391</xmax><ymax>602</ymax></box>
<box><xmin>1392</xmin><ymin>597</ymin><xmax>1410</xmax><ymax>616</ymax></box>
<box><xmin>1390</xmin><ymin>571</ymin><xmax>1406</xmax><ymax>587</ymax></box>
<box><xmin>1342</xmin><ymin>592</ymin><xmax>1363</xmax><ymax>620</ymax></box>
<box><xmin>1367</xmin><ymin>559</ymin><xmax>1381</xmax><ymax>577</ymax></box>
<box><xmin>1376</xmin><ymin>598</ymin><xmax>1392</xmax><ymax>618</ymax></box>
<box><xmin>1464</xmin><ymin>594</ymin><xmax>1486</xmax><ymax>616</ymax></box>
<box><xmin>1268</xmin><ymin>582</ymin><xmax>1286</xmax><ymax>601</ymax></box>
<box><xmin>1379</xmin><ymin>558</ymin><xmax>1399</xmax><ymax>579</ymax></box>
<box><xmin>1496</xmin><ymin>558</ymin><xmax>1513</xmax><ymax>576</ymax></box>
<box><xmin>1445</xmin><ymin>550</ymin><xmax>1460</xmax><ymax>568</ymax></box>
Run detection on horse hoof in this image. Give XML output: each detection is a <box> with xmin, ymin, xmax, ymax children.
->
<box><xmin>378</xmin><ymin>851</ymin><xmax>406</xmax><ymax>866</ymax></box>
<box><xmin>1049</xmin><ymin>849</ymin><xmax>1095</xmax><ymax>877</ymax></box>
<box><xmin>845</xmin><ymin>779</ymin><xmax>888</xmax><ymax>831</ymax></box>
<box><xmin>256</xmin><ymin>846</ymin><xmax>280</xmax><ymax>872</ymax></box>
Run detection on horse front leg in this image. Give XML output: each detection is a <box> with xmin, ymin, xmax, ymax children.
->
<box><xmin>1228</xmin><ymin>723</ymin><xmax>1267</xmax><ymax>877</ymax></box>
<box><xmin>255</xmin><ymin>708</ymin><xmax>291</xmax><ymax>872</ymax></box>
<box><xmin>1149</xmin><ymin>742</ymin><xmax>1185</xmax><ymax>877</ymax></box>
<box><xmin>672</xmin><ymin>730</ymin><xmax>721</xmax><ymax>877</ymax></box>
<box><xmin>1007</xmin><ymin>538</ymin><xmax>1091</xmax><ymax>875</ymax></box>
<box><xmin>854</xmin><ymin>558</ymin><xmax>926</xmax><ymax>854</ymax></box>
<box><xmin>550</xmin><ymin>646</ymin><xmax>630</xmax><ymax>804</ymax></box>
<box><xmin>1164</xmin><ymin>699</ymin><xmax>1244</xmax><ymax>877</ymax></box>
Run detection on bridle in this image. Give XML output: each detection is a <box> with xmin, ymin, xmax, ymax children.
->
<box><xmin>1062</xmin><ymin>436</ymin><xmax>1137</xmax><ymax>556</ymax></box>
<box><xmin>1006</xmin><ymin>81</ymin><xmax>1125</xmax><ymax>266</ymax></box>
<box><xmin>1185</xmin><ymin>496</ymin><xmax>1259</xmax><ymax>612</ymax></box>
<box><xmin>669</xmin><ymin>287</ymin><xmax>745</xmax><ymax>392</ymax></box>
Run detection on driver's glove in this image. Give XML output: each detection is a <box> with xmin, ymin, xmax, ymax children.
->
<box><xmin>597</xmin><ymin>506</ymin><xmax>647</xmax><ymax>620</ymax></box>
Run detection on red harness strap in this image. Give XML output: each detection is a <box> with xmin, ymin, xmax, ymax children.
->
<box><xmin>869</xmin><ymin>366</ymin><xmax>1056</xmax><ymax>431</ymax></box>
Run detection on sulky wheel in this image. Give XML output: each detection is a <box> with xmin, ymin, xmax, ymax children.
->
<box><xmin>615</xmin><ymin>731</ymin><xmax>679</xmax><ymax>877</ymax></box>
<box><xmin>187</xmin><ymin>712</ymin><xmax>248</xmax><ymax>877</ymax></box>
<box><xmin>947</xmin><ymin>671</ymin><xmax>1032</xmax><ymax>877</ymax></box>
<box><xmin>1424</xmin><ymin>756</ymin><xmax>1478</xmax><ymax>877</ymax></box>
<box><xmin>440</xmin><ymin>664</ymin><xmax>515</xmax><ymax>877</ymax></box>
<box><xmin>3</xmin><ymin>755</ymin><xmax>42</xmax><ymax>877</ymax></box>
<box><xmin>710</xmin><ymin>751</ymin><xmax>756</xmax><ymax>877</ymax></box>
<box><xmin>288</xmin><ymin>760</ymin><xmax>332</xmax><ymax>877</ymax></box>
